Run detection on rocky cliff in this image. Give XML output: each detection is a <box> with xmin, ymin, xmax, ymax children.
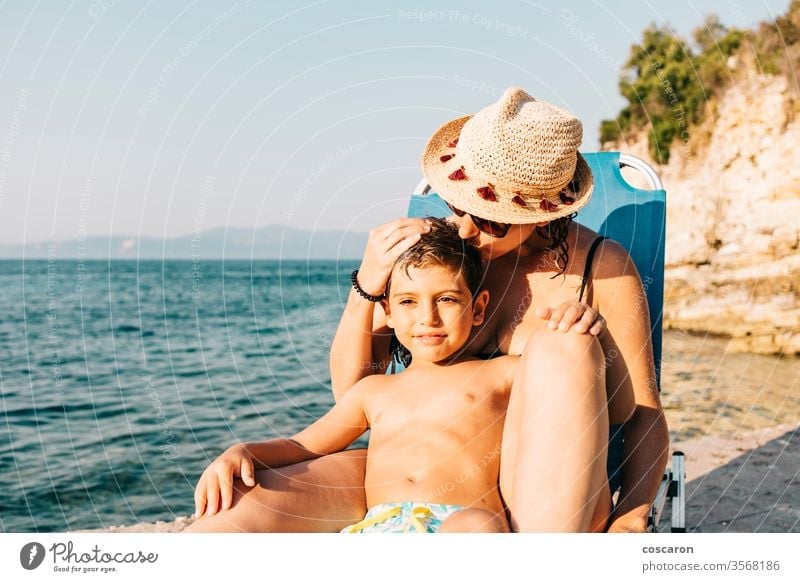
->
<box><xmin>610</xmin><ymin>70</ymin><xmax>800</xmax><ymax>355</ymax></box>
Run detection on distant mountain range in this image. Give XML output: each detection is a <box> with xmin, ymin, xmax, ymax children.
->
<box><xmin>0</xmin><ymin>226</ymin><xmax>369</xmax><ymax>259</ymax></box>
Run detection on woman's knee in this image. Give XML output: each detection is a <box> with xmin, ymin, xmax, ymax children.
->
<box><xmin>523</xmin><ymin>327</ymin><xmax>602</xmax><ymax>364</ymax></box>
<box><xmin>519</xmin><ymin>328</ymin><xmax>605</xmax><ymax>388</ymax></box>
<box><xmin>184</xmin><ymin>480</ymin><xmax>275</xmax><ymax>532</ymax></box>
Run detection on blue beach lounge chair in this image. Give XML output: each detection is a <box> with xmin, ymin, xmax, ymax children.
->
<box><xmin>407</xmin><ymin>151</ymin><xmax>686</xmax><ymax>532</ymax></box>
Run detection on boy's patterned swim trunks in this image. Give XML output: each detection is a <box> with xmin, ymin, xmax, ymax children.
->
<box><xmin>340</xmin><ymin>501</ymin><xmax>465</xmax><ymax>533</ymax></box>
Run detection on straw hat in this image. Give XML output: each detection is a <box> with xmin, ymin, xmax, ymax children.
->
<box><xmin>422</xmin><ymin>87</ymin><xmax>593</xmax><ymax>224</ymax></box>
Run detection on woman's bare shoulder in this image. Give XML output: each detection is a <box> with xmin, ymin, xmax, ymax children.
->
<box><xmin>572</xmin><ymin>223</ymin><xmax>638</xmax><ymax>279</ymax></box>
<box><xmin>587</xmin><ymin>237</ymin><xmax>648</xmax><ymax>318</ymax></box>
<box><xmin>595</xmin><ymin>240</ymin><xmax>640</xmax><ymax>279</ymax></box>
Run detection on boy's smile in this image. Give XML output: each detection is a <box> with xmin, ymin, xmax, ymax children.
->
<box><xmin>384</xmin><ymin>264</ymin><xmax>488</xmax><ymax>366</ymax></box>
<box><xmin>413</xmin><ymin>333</ymin><xmax>447</xmax><ymax>346</ymax></box>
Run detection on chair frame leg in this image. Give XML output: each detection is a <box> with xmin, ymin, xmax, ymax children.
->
<box><xmin>670</xmin><ymin>452</ymin><xmax>686</xmax><ymax>533</ymax></box>
<box><xmin>647</xmin><ymin>451</ymin><xmax>686</xmax><ymax>533</ymax></box>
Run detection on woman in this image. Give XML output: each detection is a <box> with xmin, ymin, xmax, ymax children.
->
<box><xmin>188</xmin><ymin>88</ymin><xmax>668</xmax><ymax>533</ymax></box>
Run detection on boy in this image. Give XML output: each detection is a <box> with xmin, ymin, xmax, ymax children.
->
<box><xmin>193</xmin><ymin>219</ymin><xmax>517</xmax><ymax>532</ymax></box>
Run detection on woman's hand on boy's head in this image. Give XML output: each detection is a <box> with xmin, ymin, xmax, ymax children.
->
<box><xmin>193</xmin><ymin>443</ymin><xmax>257</xmax><ymax>518</ymax></box>
<box><xmin>358</xmin><ymin>218</ymin><xmax>432</xmax><ymax>296</ymax></box>
<box><xmin>535</xmin><ymin>300</ymin><xmax>606</xmax><ymax>336</ymax></box>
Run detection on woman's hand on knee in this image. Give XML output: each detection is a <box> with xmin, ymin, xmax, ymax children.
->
<box><xmin>535</xmin><ymin>300</ymin><xmax>605</xmax><ymax>336</ymax></box>
<box><xmin>194</xmin><ymin>443</ymin><xmax>257</xmax><ymax>518</ymax></box>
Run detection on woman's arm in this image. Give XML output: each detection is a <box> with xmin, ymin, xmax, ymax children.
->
<box><xmin>593</xmin><ymin>240</ymin><xmax>670</xmax><ymax>532</ymax></box>
<box><xmin>329</xmin><ymin>218</ymin><xmax>430</xmax><ymax>400</ymax></box>
<box><xmin>329</xmin><ymin>287</ymin><xmax>392</xmax><ymax>402</ymax></box>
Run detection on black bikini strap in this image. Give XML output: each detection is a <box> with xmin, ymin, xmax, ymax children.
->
<box><xmin>578</xmin><ymin>236</ymin><xmax>608</xmax><ymax>303</ymax></box>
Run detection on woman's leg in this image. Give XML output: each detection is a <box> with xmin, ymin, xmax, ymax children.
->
<box><xmin>499</xmin><ymin>329</ymin><xmax>610</xmax><ymax>532</ymax></box>
<box><xmin>184</xmin><ymin>449</ymin><xmax>367</xmax><ymax>532</ymax></box>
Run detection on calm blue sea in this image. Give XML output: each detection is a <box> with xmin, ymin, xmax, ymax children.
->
<box><xmin>4</xmin><ymin>260</ymin><xmax>799</xmax><ymax>533</ymax></box>
<box><xmin>0</xmin><ymin>259</ymin><xmax>358</xmax><ymax>532</ymax></box>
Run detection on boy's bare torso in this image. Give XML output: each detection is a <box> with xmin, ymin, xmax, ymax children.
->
<box><xmin>361</xmin><ymin>356</ymin><xmax>516</xmax><ymax>515</ymax></box>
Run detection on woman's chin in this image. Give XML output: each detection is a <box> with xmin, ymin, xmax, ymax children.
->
<box><xmin>479</xmin><ymin>245</ymin><xmax>512</xmax><ymax>261</ymax></box>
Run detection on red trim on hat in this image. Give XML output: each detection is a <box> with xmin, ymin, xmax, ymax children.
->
<box><xmin>448</xmin><ymin>166</ymin><xmax>468</xmax><ymax>180</ymax></box>
<box><xmin>439</xmin><ymin>154</ymin><xmax>455</xmax><ymax>162</ymax></box>
<box><xmin>559</xmin><ymin>192</ymin><xmax>575</xmax><ymax>205</ymax></box>
<box><xmin>477</xmin><ymin>184</ymin><xmax>497</xmax><ymax>201</ymax></box>
<box><xmin>511</xmin><ymin>195</ymin><xmax>526</xmax><ymax>206</ymax></box>
<box><xmin>539</xmin><ymin>200</ymin><xmax>558</xmax><ymax>212</ymax></box>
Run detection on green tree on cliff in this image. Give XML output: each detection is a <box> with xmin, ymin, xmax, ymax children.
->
<box><xmin>602</xmin><ymin>16</ymin><xmax>743</xmax><ymax>163</ymax></box>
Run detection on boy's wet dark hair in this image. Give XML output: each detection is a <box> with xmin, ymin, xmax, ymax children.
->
<box><xmin>387</xmin><ymin>217</ymin><xmax>484</xmax><ymax>367</ymax></box>
<box><xmin>387</xmin><ymin>218</ymin><xmax>483</xmax><ymax>297</ymax></box>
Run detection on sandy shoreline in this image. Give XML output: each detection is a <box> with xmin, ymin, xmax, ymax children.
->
<box><xmin>86</xmin><ymin>422</ymin><xmax>799</xmax><ymax>533</ymax></box>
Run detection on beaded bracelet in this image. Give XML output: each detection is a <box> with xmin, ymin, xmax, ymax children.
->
<box><xmin>350</xmin><ymin>269</ymin><xmax>385</xmax><ymax>302</ymax></box>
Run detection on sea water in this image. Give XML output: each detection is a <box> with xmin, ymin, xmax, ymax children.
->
<box><xmin>0</xmin><ymin>259</ymin><xmax>797</xmax><ymax>532</ymax></box>
<box><xmin>0</xmin><ymin>259</ymin><xmax>356</xmax><ymax>532</ymax></box>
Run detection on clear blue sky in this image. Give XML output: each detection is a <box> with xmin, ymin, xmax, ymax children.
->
<box><xmin>0</xmin><ymin>0</ymin><xmax>790</xmax><ymax>243</ymax></box>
